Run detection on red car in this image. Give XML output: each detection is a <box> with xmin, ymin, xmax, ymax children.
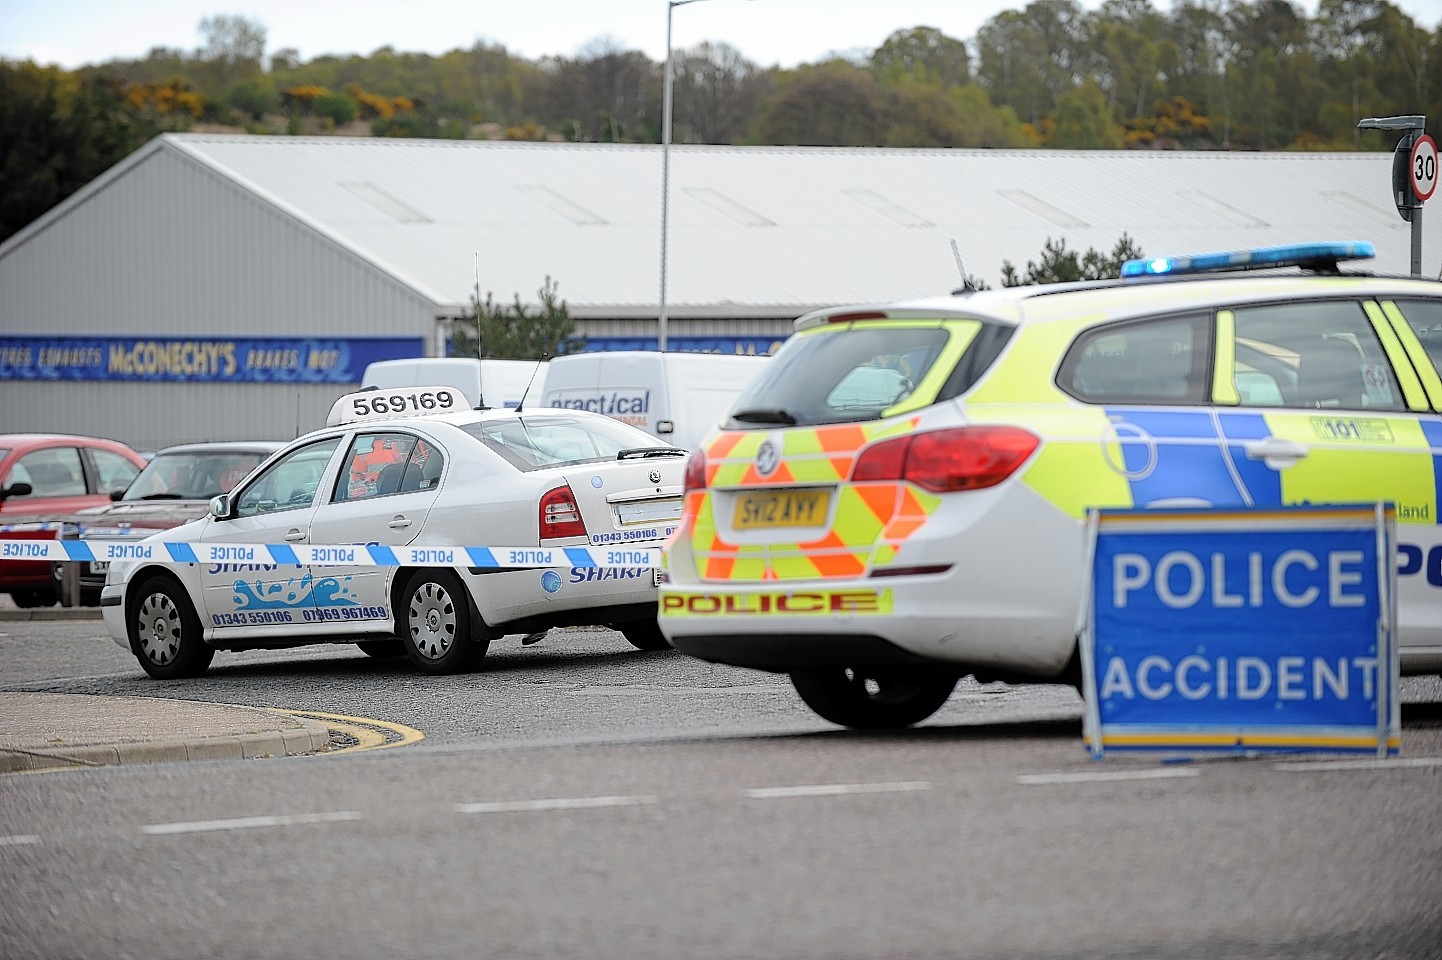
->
<box><xmin>0</xmin><ymin>434</ymin><xmax>148</xmax><ymax>607</ymax></box>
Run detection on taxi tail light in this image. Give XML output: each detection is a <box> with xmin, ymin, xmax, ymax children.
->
<box><xmin>852</xmin><ymin>426</ymin><xmax>1040</xmax><ymax>492</ymax></box>
<box><xmin>539</xmin><ymin>484</ymin><xmax>588</xmax><ymax>540</ymax></box>
<box><xmin>682</xmin><ymin>449</ymin><xmax>707</xmax><ymax>493</ymax></box>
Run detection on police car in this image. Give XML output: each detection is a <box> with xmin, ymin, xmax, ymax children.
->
<box><xmin>100</xmin><ymin>386</ymin><xmax>685</xmax><ymax>678</ymax></box>
<box><xmin>657</xmin><ymin>242</ymin><xmax>1442</xmax><ymax>728</ymax></box>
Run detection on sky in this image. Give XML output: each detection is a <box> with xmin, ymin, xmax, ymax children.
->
<box><xmin>5</xmin><ymin>0</ymin><xmax>1442</xmax><ymax>72</ymax></box>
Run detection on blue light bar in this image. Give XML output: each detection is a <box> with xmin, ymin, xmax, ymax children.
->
<box><xmin>1120</xmin><ymin>241</ymin><xmax>1376</xmax><ymax>279</ymax></box>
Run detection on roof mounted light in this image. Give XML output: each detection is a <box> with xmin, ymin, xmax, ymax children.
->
<box><xmin>1120</xmin><ymin>241</ymin><xmax>1376</xmax><ymax>279</ymax></box>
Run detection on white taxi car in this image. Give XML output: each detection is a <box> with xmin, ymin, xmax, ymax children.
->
<box><xmin>658</xmin><ymin>242</ymin><xmax>1442</xmax><ymax>728</ymax></box>
<box><xmin>101</xmin><ymin>386</ymin><xmax>685</xmax><ymax>678</ymax></box>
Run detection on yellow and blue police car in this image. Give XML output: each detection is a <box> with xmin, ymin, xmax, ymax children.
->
<box><xmin>657</xmin><ymin>242</ymin><xmax>1442</xmax><ymax>728</ymax></box>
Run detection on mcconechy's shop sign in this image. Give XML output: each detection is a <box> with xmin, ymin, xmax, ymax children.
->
<box><xmin>0</xmin><ymin>337</ymin><xmax>423</xmax><ymax>384</ymax></box>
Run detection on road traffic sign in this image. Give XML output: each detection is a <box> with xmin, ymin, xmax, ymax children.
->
<box><xmin>1410</xmin><ymin>133</ymin><xmax>1437</xmax><ymax>203</ymax></box>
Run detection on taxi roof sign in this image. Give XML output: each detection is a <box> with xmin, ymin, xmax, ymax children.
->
<box><xmin>326</xmin><ymin>385</ymin><xmax>468</xmax><ymax>426</ymax></box>
<box><xmin>1120</xmin><ymin>241</ymin><xmax>1376</xmax><ymax>279</ymax></box>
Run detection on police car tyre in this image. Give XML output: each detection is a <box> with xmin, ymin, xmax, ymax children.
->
<box><xmin>131</xmin><ymin>575</ymin><xmax>215</xmax><ymax>680</ymax></box>
<box><xmin>789</xmin><ymin>667</ymin><xmax>960</xmax><ymax>729</ymax></box>
<box><xmin>11</xmin><ymin>588</ymin><xmax>56</xmax><ymax>609</ymax></box>
<box><xmin>400</xmin><ymin>569</ymin><xmax>488</xmax><ymax>674</ymax></box>
<box><xmin>619</xmin><ymin>619</ymin><xmax>671</xmax><ymax>651</ymax></box>
<box><xmin>356</xmin><ymin>638</ymin><xmax>406</xmax><ymax>658</ymax></box>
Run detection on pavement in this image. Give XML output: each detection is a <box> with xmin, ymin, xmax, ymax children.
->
<box><xmin>0</xmin><ymin>605</ymin><xmax>332</xmax><ymax>774</ymax></box>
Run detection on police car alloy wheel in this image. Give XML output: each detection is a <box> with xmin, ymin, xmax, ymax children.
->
<box><xmin>131</xmin><ymin>575</ymin><xmax>215</xmax><ymax>680</ymax></box>
<box><xmin>789</xmin><ymin>667</ymin><xmax>961</xmax><ymax>729</ymax></box>
<box><xmin>401</xmin><ymin>569</ymin><xmax>489</xmax><ymax>674</ymax></box>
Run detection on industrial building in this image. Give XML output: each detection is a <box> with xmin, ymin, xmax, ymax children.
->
<box><xmin>0</xmin><ymin>133</ymin><xmax>1435</xmax><ymax>449</ymax></box>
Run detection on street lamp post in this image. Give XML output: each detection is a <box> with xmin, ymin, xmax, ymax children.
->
<box><xmin>660</xmin><ymin>0</ymin><xmax>746</xmax><ymax>352</ymax></box>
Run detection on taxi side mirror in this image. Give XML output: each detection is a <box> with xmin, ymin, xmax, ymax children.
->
<box><xmin>209</xmin><ymin>494</ymin><xmax>232</xmax><ymax>520</ymax></box>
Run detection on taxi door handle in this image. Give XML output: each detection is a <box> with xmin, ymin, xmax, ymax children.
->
<box><xmin>1243</xmin><ymin>437</ymin><xmax>1308</xmax><ymax>469</ymax></box>
<box><xmin>388</xmin><ymin>516</ymin><xmax>412</xmax><ymax>530</ymax></box>
<box><xmin>283</xmin><ymin>529</ymin><xmax>306</xmax><ymax>542</ymax></box>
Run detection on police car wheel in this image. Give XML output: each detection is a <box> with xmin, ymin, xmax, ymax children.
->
<box><xmin>789</xmin><ymin>667</ymin><xmax>959</xmax><ymax>730</ymax></box>
<box><xmin>356</xmin><ymin>639</ymin><xmax>406</xmax><ymax>658</ymax></box>
<box><xmin>131</xmin><ymin>576</ymin><xmax>215</xmax><ymax>680</ymax></box>
<box><xmin>619</xmin><ymin>620</ymin><xmax>670</xmax><ymax>651</ymax></box>
<box><xmin>400</xmin><ymin>570</ymin><xmax>488</xmax><ymax>675</ymax></box>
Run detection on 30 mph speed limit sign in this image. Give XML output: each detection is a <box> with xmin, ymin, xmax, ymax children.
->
<box><xmin>1411</xmin><ymin>133</ymin><xmax>1438</xmax><ymax>203</ymax></box>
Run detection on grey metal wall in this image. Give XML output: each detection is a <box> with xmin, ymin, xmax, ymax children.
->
<box><xmin>0</xmin><ymin>141</ymin><xmax>443</xmax><ymax>448</ymax></box>
<box><xmin>0</xmin><ymin>381</ymin><xmax>348</xmax><ymax>451</ymax></box>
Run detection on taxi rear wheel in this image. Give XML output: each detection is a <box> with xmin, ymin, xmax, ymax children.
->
<box><xmin>789</xmin><ymin>667</ymin><xmax>959</xmax><ymax>729</ymax></box>
<box><xmin>131</xmin><ymin>576</ymin><xmax>215</xmax><ymax>680</ymax></box>
<box><xmin>400</xmin><ymin>570</ymin><xmax>488</xmax><ymax>674</ymax></box>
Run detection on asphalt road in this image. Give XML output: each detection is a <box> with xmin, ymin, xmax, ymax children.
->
<box><xmin>2</xmin><ymin>619</ymin><xmax>1440</xmax><ymax>960</ymax></box>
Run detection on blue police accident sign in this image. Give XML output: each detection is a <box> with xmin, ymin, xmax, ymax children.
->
<box><xmin>1080</xmin><ymin>505</ymin><xmax>1399</xmax><ymax>759</ymax></box>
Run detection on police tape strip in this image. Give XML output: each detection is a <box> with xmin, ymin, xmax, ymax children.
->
<box><xmin>0</xmin><ymin>539</ymin><xmax>662</xmax><ymax>569</ymax></box>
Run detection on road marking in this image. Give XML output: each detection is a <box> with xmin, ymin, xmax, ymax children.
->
<box><xmin>278</xmin><ymin>709</ymin><xmax>425</xmax><ymax>754</ymax></box>
<box><xmin>1018</xmin><ymin>769</ymin><xmax>1201</xmax><ymax>785</ymax></box>
<box><xmin>1273</xmin><ymin>757</ymin><xmax>1442</xmax><ymax>772</ymax></box>
<box><xmin>141</xmin><ymin>811</ymin><xmax>362</xmax><ymax>836</ymax></box>
<box><xmin>0</xmin><ymin>834</ymin><xmax>40</xmax><ymax>847</ymax></box>
<box><xmin>456</xmin><ymin>795</ymin><xmax>659</xmax><ymax>814</ymax></box>
<box><xmin>745</xmin><ymin>781</ymin><xmax>932</xmax><ymax>799</ymax></box>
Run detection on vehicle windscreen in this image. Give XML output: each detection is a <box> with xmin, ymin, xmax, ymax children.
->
<box><xmin>725</xmin><ymin>322</ymin><xmax>964</xmax><ymax>427</ymax></box>
<box><xmin>123</xmin><ymin>451</ymin><xmax>269</xmax><ymax>501</ymax></box>
<box><xmin>459</xmin><ymin>416</ymin><xmax>677</xmax><ymax>472</ymax></box>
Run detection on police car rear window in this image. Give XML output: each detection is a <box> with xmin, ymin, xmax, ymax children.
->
<box><xmin>725</xmin><ymin>324</ymin><xmax>959</xmax><ymax>427</ymax></box>
<box><xmin>1059</xmin><ymin>313</ymin><xmax>1210</xmax><ymax>405</ymax></box>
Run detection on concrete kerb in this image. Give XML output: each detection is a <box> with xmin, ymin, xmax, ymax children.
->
<box><xmin>0</xmin><ymin>696</ymin><xmax>333</xmax><ymax>774</ymax></box>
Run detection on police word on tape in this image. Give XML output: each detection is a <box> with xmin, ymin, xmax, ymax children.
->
<box><xmin>0</xmin><ymin>538</ymin><xmax>660</xmax><ymax>569</ymax></box>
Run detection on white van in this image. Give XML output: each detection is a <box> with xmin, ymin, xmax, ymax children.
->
<box><xmin>360</xmin><ymin>358</ymin><xmax>547</xmax><ymax>411</ymax></box>
<box><xmin>539</xmin><ymin>351</ymin><xmax>771</xmax><ymax>450</ymax></box>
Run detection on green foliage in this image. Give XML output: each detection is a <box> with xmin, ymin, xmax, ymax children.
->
<box><xmin>1000</xmin><ymin>234</ymin><xmax>1144</xmax><ymax>286</ymax></box>
<box><xmin>1048</xmin><ymin>80</ymin><xmax>1125</xmax><ymax>148</ymax></box>
<box><xmin>450</xmin><ymin>276</ymin><xmax>584</xmax><ymax>360</ymax></box>
<box><xmin>312</xmin><ymin>92</ymin><xmax>357</xmax><ymax>125</ymax></box>
<box><xmin>225</xmin><ymin>78</ymin><xmax>279</xmax><ymax>121</ymax></box>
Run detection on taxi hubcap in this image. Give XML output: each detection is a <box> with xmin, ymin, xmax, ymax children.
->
<box><xmin>408</xmin><ymin>581</ymin><xmax>456</xmax><ymax>660</ymax></box>
<box><xmin>136</xmin><ymin>593</ymin><xmax>181</xmax><ymax>664</ymax></box>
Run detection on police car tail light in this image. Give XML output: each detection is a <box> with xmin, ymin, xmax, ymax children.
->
<box><xmin>682</xmin><ymin>449</ymin><xmax>707</xmax><ymax>493</ymax></box>
<box><xmin>853</xmin><ymin>427</ymin><xmax>1039</xmax><ymax>493</ymax></box>
<box><xmin>539</xmin><ymin>485</ymin><xmax>587</xmax><ymax>540</ymax></box>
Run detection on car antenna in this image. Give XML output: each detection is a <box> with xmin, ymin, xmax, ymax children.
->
<box><xmin>950</xmin><ymin>239</ymin><xmax>977</xmax><ymax>295</ymax></box>
<box><xmin>474</xmin><ymin>252</ymin><xmax>488</xmax><ymax>410</ymax></box>
<box><xmin>514</xmin><ymin>353</ymin><xmax>549</xmax><ymax>413</ymax></box>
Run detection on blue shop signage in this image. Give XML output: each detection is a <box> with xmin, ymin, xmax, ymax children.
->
<box><xmin>1080</xmin><ymin>505</ymin><xmax>1399</xmax><ymax>758</ymax></box>
<box><xmin>0</xmin><ymin>336</ymin><xmax>424</xmax><ymax>384</ymax></box>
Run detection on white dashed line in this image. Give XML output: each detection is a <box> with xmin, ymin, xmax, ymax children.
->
<box><xmin>141</xmin><ymin>811</ymin><xmax>363</xmax><ymax>836</ymax></box>
<box><xmin>1273</xmin><ymin>757</ymin><xmax>1442</xmax><ymax>773</ymax></box>
<box><xmin>0</xmin><ymin>834</ymin><xmax>41</xmax><ymax>847</ymax></box>
<box><xmin>455</xmin><ymin>795</ymin><xmax>659</xmax><ymax>814</ymax></box>
<box><xmin>1018</xmin><ymin>769</ymin><xmax>1201</xmax><ymax>785</ymax></box>
<box><xmin>745</xmin><ymin>781</ymin><xmax>932</xmax><ymax>799</ymax></box>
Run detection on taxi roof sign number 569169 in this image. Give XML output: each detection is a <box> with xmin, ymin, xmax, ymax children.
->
<box><xmin>1410</xmin><ymin>133</ymin><xmax>1437</xmax><ymax>203</ymax></box>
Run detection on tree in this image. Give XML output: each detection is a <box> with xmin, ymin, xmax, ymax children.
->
<box><xmin>450</xmin><ymin>277</ymin><xmax>583</xmax><ymax>360</ymax></box>
<box><xmin>1000</xmin><ymin>234</ymin><xmax>1143</xmax><ymax>285</ymax></box>
<box><xmin>749</xmin><ymin>61</ymin><xmax>887</xmax><ymax>146</ymax></box>
<box><xmin>870</xmin><ymin>26</ymin><xmax>971</xmax><ymax>88</ymax></box>
<box><xmin>1048</xmin><ymin>79</ymin><xmax>1126</xmax><ymax>147</ymax></box>
<box><xmin>669</xmin><ymin>42</ymin><xmax>768</xmax><ymax>145</ymax></box>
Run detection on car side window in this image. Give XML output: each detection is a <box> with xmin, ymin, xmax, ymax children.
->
<box><xmin>1059</xmin><ymin>313</ymin><xmax>1209</xmax><ymax>404</ymax></box>
<box><xmin>13</xmin><ymin>447</ymin><xmax>86</xmax><ymax>497</ymax></box>
<box><xmin>1391</xmin><ymin>298</ymin><xmax>1442</xmax><ymax>376</ymax></box>
<box><xmin>336</xmin><ymin>433</ymin><xmax>442</xmax><ymax>502</ymax></box>
<box><xmin>1230</xmin><ymin>300</ymin><xmax>1404</xmax><ymax>411</ymax></box>
<box><xmin>89</xmin><ymin>448</ymin><xmax>141</xmax><ymax>494</ymax></box>
<box><xmin>234</xmin><ymin>439</ymin><xmax>341</xmax><ymax>518</ymax></box>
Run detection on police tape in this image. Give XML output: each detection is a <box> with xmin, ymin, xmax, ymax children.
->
<box><xmin>0</xmin><ymin>539</ymin><xmax>662</xmax><ymax>569</ymax></box>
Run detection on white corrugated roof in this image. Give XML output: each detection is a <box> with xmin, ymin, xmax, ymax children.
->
<box><xmin>33</xmin><ymin>134</ymin><xmax>1442</xmax><ymax>317</ymax></box>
